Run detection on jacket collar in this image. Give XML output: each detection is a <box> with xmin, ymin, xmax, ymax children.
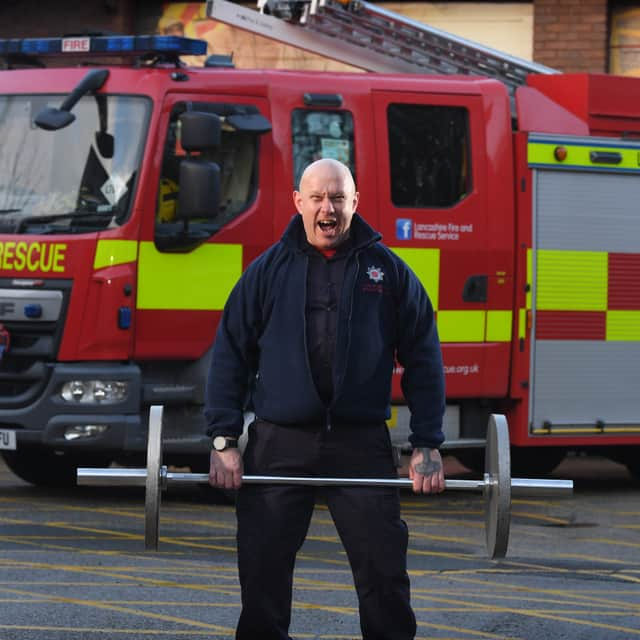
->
<box><xmin>281</xmin><ymin>213</ymin><xmax>382</xmax><ymax>253</ymax></box>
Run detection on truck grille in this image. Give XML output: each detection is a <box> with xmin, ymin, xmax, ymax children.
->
<box><xmin>0</xmin><ymin>279</ymin><xmax>70</xmax><ymax>408</ymax></box>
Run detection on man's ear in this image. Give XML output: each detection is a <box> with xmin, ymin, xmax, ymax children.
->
<box><xmin>293</xmin><ymin>190</ymin><xmax>303</xmax><ymax>214</ymax></box>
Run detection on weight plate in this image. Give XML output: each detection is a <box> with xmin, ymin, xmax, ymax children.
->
<box><xmin>484</xmin><ymin>414</ymin><xmax>511</xmax><ymax>559</ymax></box>
<box><xmin>145</xmin><ymin>405</ymin><xmax>164</xmax><ymax>551</ymax></box>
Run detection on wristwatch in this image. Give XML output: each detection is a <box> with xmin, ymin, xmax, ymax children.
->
<box><xmin>212</xmin><ymin>435</ymin><xmax>238</xmax><ymax>452</ymax></box>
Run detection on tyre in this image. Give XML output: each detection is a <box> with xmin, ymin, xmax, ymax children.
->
<box><xmin>453</xmin><ymin>448</ymin><xmax>484</xmax><ymax>475</ymax></box>
<box><xmin>510</xmin><ymin>447</ymin><xmax>565</xmax><ymax>477</ymax></box>
<box><xmin>1</xmin><ymin>448</ymin><xmax>112</xmax><ymax>487</ymax></box>
<box><xmin>625</xmin><ymin>461</ymin><xmax>640</xmax><ymax>480</ymax></box>
<box><xmin>611</xmin><ymin>449</ymin><xmax>640</xmax><ymax>480</ymax></box>
<box><xmin>455</xmin><ymin>446</ymin><xmax>566</xmax><ymax>477</ymax></box>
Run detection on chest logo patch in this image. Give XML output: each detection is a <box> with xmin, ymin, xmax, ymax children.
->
<box><xmin>366</xmin><ymin>266</ymin><xmax>384</xmax><ymax>283</ymax></box>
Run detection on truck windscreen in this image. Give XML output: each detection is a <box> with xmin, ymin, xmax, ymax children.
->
<box><xmin>0</xmin><ymin>94</ymin><xmax>149</xmax><ymax>234</ymax></box>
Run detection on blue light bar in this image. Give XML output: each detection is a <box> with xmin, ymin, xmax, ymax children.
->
<box><xmin>0</xmin><ymin>35</ymin><xmax>206</xmax><ymax>58</ymax></box>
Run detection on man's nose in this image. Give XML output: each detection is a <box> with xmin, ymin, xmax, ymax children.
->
<box><xmin>320</xmin><ymin>195</ymin><xmax>335</xmax><ymax>212</ymax></box>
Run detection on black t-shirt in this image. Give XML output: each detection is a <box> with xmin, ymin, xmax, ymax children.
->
<box><xmin>304</xmin><ymin>239</ymin><xmax>352</xmax><ymax>405</ymax></box>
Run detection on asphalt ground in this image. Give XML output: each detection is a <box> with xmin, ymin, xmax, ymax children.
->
<box><xmin>0</xmin><ymin>454</ymin><xmax>639</xmax><ymax>639</ymax></box>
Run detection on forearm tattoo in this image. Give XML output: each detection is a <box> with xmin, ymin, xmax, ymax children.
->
<box><xmin>413</xmin><ymin>448</ymin><xmax>442</xmax><ymax>476</ymax></box>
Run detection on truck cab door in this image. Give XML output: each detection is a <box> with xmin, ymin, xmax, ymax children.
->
<box><xmin>373</xmin><ymin>90</ymin><xmax>511</xmax><ymax>400</ymax></box>
<box><xmin>134</xmin><ymin>94</ymin><xmax>273</xmax><ymax>360</ymax></box>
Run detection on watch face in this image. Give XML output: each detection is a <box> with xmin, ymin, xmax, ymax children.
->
<box><xmin>213</xmin><ymin>436</ymin><xmax>227</xmax><ymax>451</ymax></box>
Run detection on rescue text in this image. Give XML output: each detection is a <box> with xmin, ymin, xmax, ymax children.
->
<box><xmin>0</xmin><ymin>241</ymin><xmax>67</xmax><ymax>273</ymax></box>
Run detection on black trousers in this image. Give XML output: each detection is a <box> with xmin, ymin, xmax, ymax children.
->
<box><xmin>235</xmin><ymin>419</ymin><xmax>416</xmax><ymax>640</ymax></box>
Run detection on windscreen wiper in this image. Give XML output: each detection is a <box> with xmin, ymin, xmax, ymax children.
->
<box><xmin>16</xmin><ymin>210</ymin><xmax>114</xmax><ymax>232</ymax></box>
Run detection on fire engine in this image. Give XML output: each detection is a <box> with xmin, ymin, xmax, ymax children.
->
<box><xmin>0</xmin><ymin>0</ymin><xmax>638</xmax><ymax>486</ymax></box>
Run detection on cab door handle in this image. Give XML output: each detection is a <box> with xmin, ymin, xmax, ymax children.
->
<box><xmin>462</xmin><ymin>275</ymin><xmax>487</xmax><ymax>302</ymax></box>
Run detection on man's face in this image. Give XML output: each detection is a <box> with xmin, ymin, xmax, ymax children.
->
<box><xmin>293</xmin><ymin>161</ymin><xmax>359</xmax><ymax>250</ymax></box>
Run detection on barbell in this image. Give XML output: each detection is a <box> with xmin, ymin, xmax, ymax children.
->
<box><xmin>77</xmin><ymin>406</ymin><xmax>573</xmax><ymax>558</ymax></box>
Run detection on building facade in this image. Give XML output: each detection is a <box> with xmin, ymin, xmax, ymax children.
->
<box><xmin>0</xmin><ymin>1</ymin><xmax>636</xmax><ymax>75</ymax></box>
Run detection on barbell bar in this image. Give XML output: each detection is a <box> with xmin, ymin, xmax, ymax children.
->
<box><xmin>77</xmin><ymin>406</ymin><xmax>573</xmax><ymax>558</ymax></box>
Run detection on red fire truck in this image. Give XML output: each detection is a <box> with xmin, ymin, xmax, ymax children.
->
<box><xmin>0</xmin><ymin>1</ymin><xmax>638</xmax><ymax>486</ymax></box>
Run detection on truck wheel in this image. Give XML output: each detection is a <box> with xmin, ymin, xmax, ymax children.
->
<box><xmin>613</xmin><ymin>451</ymin><xmax>640</xmax><ymax>480</ymax></box>
<box><xmin>625</xmin><ymin>461</ymin><xmax>640</xmax><ymax>480</ymax></box>
<box><xmin>1</xmin><ymin>449</ymin><xmax>111</xmax><ymax>487</ymax></box>
<box><xmin>510</xmin><ymin>447</ymin><xmax>566</xmax><ymax>477</ymax></box>
<box><xmin>453</xmin><ymin>449</ymin><xmax>484</xmax><ymax>474</ymax></box>
<box><xmin>455</xmin><ymin>446</ymin><xmax>566</xmax><ymax>477</ymax></box>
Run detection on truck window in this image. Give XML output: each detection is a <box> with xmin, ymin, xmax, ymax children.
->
<box><xmin>291</xmin><ymin>109</ymin><xmax>355</xmax><ymax>188</ymax></box>
<box><xmin>0</xmin><ymin>94</ymin><xmax>148</xmax><ymax>234</ymax></box>
<box><xmin>156</xmin><ymin>102</ymin><xmax>259</xmax><ymax>232</ymax></box>
<box><xmin>387</xmin><ymin>104</ymin><xmax>470</xmax><ymax>208</ymax></box>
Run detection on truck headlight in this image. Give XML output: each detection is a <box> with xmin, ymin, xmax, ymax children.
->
<box><xmin>60</xmin><ymin>380</ymin><xmax>129</xmax><ymax>404</ymax></box>
<box><xmin>64</xmin><ymin>424</ymin><xmax>109</xmax><ymax>440</ymax></box>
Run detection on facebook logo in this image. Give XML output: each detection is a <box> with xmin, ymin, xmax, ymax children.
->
<box><xmin>396</xmin><ymin>218</ymin><xmax>413</xmax><ymax>240</ymax></box>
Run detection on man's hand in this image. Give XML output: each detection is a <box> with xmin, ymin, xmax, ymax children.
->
<box><xmin>209</xmin><ymin>448</ymin><xmax>243</xmax><ymax>490</ymax></box>
<box><xmin>409</xmin><ymin>447</ymin><xmax>445</xmax><ymax>494</ymax></box>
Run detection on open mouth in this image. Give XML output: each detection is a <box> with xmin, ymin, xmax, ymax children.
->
<box><xmin>317</xmin><ymin>219</ymin><xmax>337</xmax><ymax>232</ymax></box>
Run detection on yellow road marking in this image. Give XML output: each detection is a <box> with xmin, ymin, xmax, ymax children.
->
<box><xmin>439</xmin><ymin>571</ymin><xmax>640</xmax><ymax>611</ymax></box>
<box><xmin>0</xmin><ymin>627</ymin><xmax>222</xmax><ymax>636</ymax></box>
<box><xmin>0</xmin><ymin>585</ymin><xmax>233</xmax><ymax>633</ymax></box>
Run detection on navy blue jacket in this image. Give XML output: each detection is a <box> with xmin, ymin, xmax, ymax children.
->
<box><xmin>204</xmin><ymin>213</ymin><xmax>445</xmax><ymax>449</ymax></box>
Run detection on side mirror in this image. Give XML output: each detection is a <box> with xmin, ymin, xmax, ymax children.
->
<box><xmin>179</xmin><ymin>111</ymin><xmax>221</xmax><ymax>151</ymax></box>
<box><xmin>34</xmin><ymin>68</ymin><xmax>109</xmax><ymax>131</ymax></box>
<box><xmin>155</xmin><ymin>160</ymin><xmax>221</xmax><ymax>253</ymax></box>
<box><xmin>34</xmin><ymin>108</ymin><xmax>75</xmax><ymax>131</ymax></box>
<box><xmin>176</xmin><ymin>159</ymin><xmax>220</xmax><ymax>220</ymax></box>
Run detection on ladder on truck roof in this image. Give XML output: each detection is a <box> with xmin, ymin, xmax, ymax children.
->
<box><xmin>206</xmin><ymin>0</ymin><xmax>557</xmax><ymax>109</ymax></box>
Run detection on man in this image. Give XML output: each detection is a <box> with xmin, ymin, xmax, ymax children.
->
<box><xmin>205</xmin><ymin>158</ymin><xmax>446</xmax><ymax>639</ymax></box>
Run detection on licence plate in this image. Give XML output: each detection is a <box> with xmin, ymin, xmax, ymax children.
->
<box><xmin>0</xmin><ymin>429</ymin><xmax>17</xmax><ymax>450</ymax></box>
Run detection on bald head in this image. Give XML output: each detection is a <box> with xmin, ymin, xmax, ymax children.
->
<box><xmin>299</xmin><ymin>159</ymin><xmax>356</xmax><ymax>194</ymax></box>
<box><xmin>293</xmin><ymin>159</ymin><xmax>359</xmax><ymax>250</ymax></box>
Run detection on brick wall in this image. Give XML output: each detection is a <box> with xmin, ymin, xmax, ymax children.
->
<box><xmin>0</xmin><ymin>0</ymin><xmax>135</xmax><ymax>39</ymax></box>
<box><xmin>533</xmin><ymin>0</ymin><xmax>609</xmax><ymax>73</ymax></box>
